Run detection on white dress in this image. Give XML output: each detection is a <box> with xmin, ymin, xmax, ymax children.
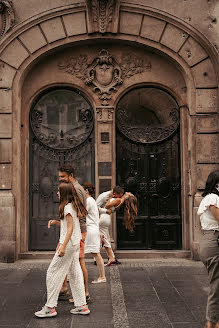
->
<box><xmin>84</xmin><ymin>196</ymin><xmax>100</xmax><ymax>254</ymax></box>
<box><xmin>99</xmin><ymin>198</ymin><xmax>116</xmax><ymax>248</ymax></box>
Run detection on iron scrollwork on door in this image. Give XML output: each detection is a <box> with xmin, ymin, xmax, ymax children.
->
<box><xmin>30</xmin><ymin>89</ymin><xmax>94</xmax><ymax>150</ymax></box>
<box><xmin>116</xmin><ymin>107</ymin><xmax>179</xmax><ymax>143</ymax></box>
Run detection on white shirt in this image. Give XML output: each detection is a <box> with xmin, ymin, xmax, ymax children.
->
<box><xmin>197</xmin><ymin>193</ymin><xmax>219</xmax><ymax>231</ymax></box>
<box><xmin>59</xmin><ymin>203</ymin><xmax>81</xmax><ymax>245</ymax></box>
<box><xmin>86</xmin><ymin>197</ymin><xmax>99</xmax><ymax>230</ymax></box>
<box><xmin>96</xmin><ymin>190</ymin><xmax>111</xmax><ymax>215</ymax></box>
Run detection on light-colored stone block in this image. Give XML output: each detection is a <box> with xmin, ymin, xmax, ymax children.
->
<box><xmin>0</xmin><ymin>241</ymin><xmax>15</xmax><ymax>262</ymax></box>
<box><xmin>193</xmin><ymin>208</ymin><xmax>202</xmax><ymax>242</ymax></box>
<box><xmin>196</xmin><ymin>164</ymin><xmax>219</xmax><ymax>189</ymax></box>
<box><xmin>196</xmin><ymin>89</ymin><xmax>218</xmax><ymax>113</ymax></box>
<box><xmin>0</xmin><ymin>114</ymin><xmax>12</xmax><ymax>138</ymax></box>
<box><xmin>119</xmin><ymin>11</ymin><xmax>142</xmax><ymax>35</ymax></box>
<box><xmin>0</xmin><ymin>164</ymin><xmax>12</xmax><ymax>189</ymax></box>
<box><xmin>0</xmin><ymin>39</ymin><xmax>29</xmax><ymax>69</ymax></box>
<box><xmin>196</xmin><ymin>115</ymin><xmax>219</xmax><ymax>133</ymax></box>
<box><xmin>0</xmin><ymin>89</ymin><xmax>12</xmax><ymax>113</ymax></box>
<box><xmin>0</xmin><ymin>191</ymin><xmax>14</xmax><ymax>206</ymax></box>
<box><xmin>194</xmin><ymin>192</ymin><xmax>203</xmax><ymax>207</ymax></box>
<box><xmin>0</xmin><ymin>207</ymin><xmax>15</xmax><ymax>239</ymax></box>
<box><xmin>179</xmin><ymin>37</ymin><xmax>208</xmax><ymax>67</ymax></box>
<box><xmin>160</xmin><ymin>23</ymin><xmax>188</xmax><ymax>52</ymax></box>
<box><xmin>141</xmin><ymin>15</ymin><xmax>166</xmax><ymax>42</ymax></box>
<box><xmin>192</xmin><ymin>58</ymin><xmax>217</xmax><ymax>88</ymax></box>
<box><xmin>196</xmin><ymin>134</ymin><xmax>219</xmax><ymax>163</ymax></box>
<box><xmin>0</xmin><ymin>139</ymin><xmax>12</xmax><ymax>162</ymax></box>
<box><xmin>40</xmin><ymin>17</ymin><xmax>66</xmax><ymax>43</ymax></box>
<box><xmin>0</xmin><ymin>61</ymin><xmax>16</xmax><ymax>88</ymax></box>
<box><xmin>62</xmin><ymin>11</ymin><xmax>87</xmax><ymax>36</ymax></box>
<box><xmin>19</xmin><ymin>25</ymin><xmax>47</xmax><ymax>53</ymax></box>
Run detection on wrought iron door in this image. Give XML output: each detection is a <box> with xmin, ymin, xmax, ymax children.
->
<box><xmin>116</xmin><ymin>87</ymin><xmax>181</xmax><ymax>250</ymax></box>
<box><xmin>29</xmin><ymin>88</ymin><xmax>94</xmax><ymax>250</ymax></box>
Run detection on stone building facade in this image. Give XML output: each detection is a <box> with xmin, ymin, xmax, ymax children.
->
<box><xmin>0</xmin><ymin>0</ymin><xmax>218</xmax><ymax>262</ymax></box>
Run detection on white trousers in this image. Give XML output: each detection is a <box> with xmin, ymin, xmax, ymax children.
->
<box><xmin>45</xmin><ymin>243</ymin><xmax>86</xmax><ymax>308</ymax></box>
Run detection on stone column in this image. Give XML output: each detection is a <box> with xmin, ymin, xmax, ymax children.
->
<box><xmin>95</xmin><ymin>105</ymin><xmax>116</xmax><ymax>248</ymax></box>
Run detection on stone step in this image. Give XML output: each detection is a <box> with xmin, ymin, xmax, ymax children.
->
<box><xmin>18</xmin><ymin>250</ymin><xmax>191</xmax><ymax>260</ymax></box>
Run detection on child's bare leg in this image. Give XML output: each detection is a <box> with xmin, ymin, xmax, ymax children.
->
<box><xmin>92</xmin><ymin>253</ymin><xmax>105</xmax><ymax>279</ymax></box>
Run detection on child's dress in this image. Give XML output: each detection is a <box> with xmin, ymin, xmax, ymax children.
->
<box><xmin>84</xmin><ymin>196</ymin><xmax>100</xmax><ymax>254</ymax></box>
<box><xmin>45</xmin><ymin>203</ymin><xmax>86</xmax><ymax>308</ymax></box>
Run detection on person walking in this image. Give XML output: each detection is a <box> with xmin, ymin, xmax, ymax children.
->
<box><xmin>58</xmin><ymin>165</ymin><xmax>90</xmax><ymax>302</ymax></box>
<box><xmin>197</xmin><ymin>170</ymin><xmax>219</xmax><ymax>328</ymax></box>
<box><xmin>83</xmin><ymin>182</ymin><xmax>106</xmax><ymax>283</ymax></box>
<box><xmin>35</xmin><ymin>182</ymin><xmax>90</xmax><ymax>318</ymax></box>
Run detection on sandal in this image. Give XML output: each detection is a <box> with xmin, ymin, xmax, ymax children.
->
<box><xmin>69</xmin><ymin>294</ymin><xmax>92</xmax><ymax>304</ymax></box>
<box><xmin>104</xmin><ymin>260</ymin><xmax>116</xmax><ymax>267</ymax></box>
<box><xmin>91</xmin><ymin>278</ymin><xmax>106</xmax><ymax>284</ymax></box>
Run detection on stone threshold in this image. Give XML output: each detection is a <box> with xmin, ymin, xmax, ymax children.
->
<box><xmin>18</xmin><ymin>250</ymin><xmax>191</xmax><ymax>260</ymax></box>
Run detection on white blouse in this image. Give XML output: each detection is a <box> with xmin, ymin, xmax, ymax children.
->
<box><xmin>197</xmin><ymin>193</ymin><xmax>219</xmax><ymax>231</ymax></box>
<box><xmin>59</xmin><ymin>203</ymin><xmax>81</xmax><ymax>246</ymax></box>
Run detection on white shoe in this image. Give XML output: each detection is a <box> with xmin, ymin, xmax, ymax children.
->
<box><xmin>35</xmin><ymin>306</ymin><xmax>57</xmax><ymax>318</ymax></box>
<box><xmin>70</xmin><ymin>305</ymin><xmax>90</xmax><ymax>315</ymax></box>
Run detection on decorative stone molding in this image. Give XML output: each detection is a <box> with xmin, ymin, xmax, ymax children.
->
<box><xmin>0</xmin><ymin>1</ymin><xmax>14</xmax><ymax>38</ymax></box>
<box><xmin>59</xmin><ymin>49</ymin><xmax>151</xmax><ymax>105</ymax></box>
<box><xmin>86</xmin><ymin>0</ymin><xmax>120</xmax><ymax>34</ymax></box>
<box><xmin>96</xmin><ymin>106</ymin><xmax>114</xmax><ymax>123</ymax></box>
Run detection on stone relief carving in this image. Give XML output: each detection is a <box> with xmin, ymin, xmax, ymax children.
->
<box><xmin>86</xmin><ymin>0</ymin><xmax>120</xmax><ymax>34</ymax></box>
<box><xmin>0</xmin><ymin>1</ymin><xmax>14</xmax><ymax>38</ymax></box>
<box><xmin>58</xmin><ymin>49</ymin><xmax>151</xmax><ymax>105</ymax></box>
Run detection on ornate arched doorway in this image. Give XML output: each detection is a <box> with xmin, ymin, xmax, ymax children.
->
<box><xmin>29</xmin><ymin>87</ymin><xmax>94</xmax><ymax>250</ymax></box>
<box><xmin>116</xmin><ymin>87</ymin><xmax>181</xmax><ymax>250</ymax></box>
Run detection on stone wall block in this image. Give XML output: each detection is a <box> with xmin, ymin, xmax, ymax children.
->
<box><xmin>193</xmin><ymin>207</ymin><xmax>202</xmax><ymax>242</ymax></box>
<box><xmin>160</xmin><ymin>24</ymin><xmax>188</xmax><ymax>52</ymax></box>
<box><xmin>62</xmin><ymin>11</ymin><xmax>87</xmax><ymax>36</ymax></box>
<box><xmin>192</xmin><ymin>58</ymin><xmax>217</xmax><ymax>88</ymax></box>
<box><xmin>40</xmin><ymin>17</ymin><xmax>66</xmax><ymax>43</ymax></box>
<box><xmin>179</xmin><ymin>37</ymin><xmax>208</xmax><ymax>67</ymax></box>
<box><xmin>196</xmin><ymin>115</ymin><xmax>218</xmax><ymax>133</ymax></box>
<box><xmin>196</xmin><ymin>89</ymin><xmax>218</xmax><ymax>113</ymax></box>
<box><xmin>0</xmin><ymin>39</ymin><xmax>29</xmax><ymax>69</ymax></box>
<box><xmin>0</xmin><ymin>164</ymin><xmax>12</xmax><ymax>189</ymax></box>
<box><xmin>0</xmin><ymin>191</ymin><xmax>14</xmax><ymax>206</ymax></box>
<box><xmin>0</xmin><ymin>89</ymin><xmax>12</xmax><ymax>113</ymax></box>
<box><xmin>119</xmin><ymin>11</ymin><xmax>142</xmax><ymax>35</ymax></box>
<box><xmin>19</xmin><ymin>26</ymin><xmax>47</xmax><ymax>53</ymax></box>
<box><xmin>0</xmin><ymin>139</ymin><xmax>12</xmax><ymax>162</ymax></box>
<box><xmin>0</xmin><ymin>207</ymin><xmax>15</xmax><ymax>239</ymax></box>
<box><xmin>0</xmin><ymin>114</ymin><xmax>12</xmax><ymax>138</ymax></box>
<box><xmin>140</xmin><ymin>15</ymin><xmax>166</xmax><ymax>42</ymax></box>
<box><xmin>196</xmin><ymin>134</ymin><xmax>219</xmax><ymax>163</ymax></box>
<box><xmin>197</xmin><ymin>164</ymin><xmax>219</xmax><ymax>189</ymax></box>
<box><xmin>0</xmin><ymin>241</ymin><xmax>15</xmax><ymax>263</ymax></box>
<box><xmin>0</xmin><ymin>62</ymin><xmax>16</xmax><ymax>88</ymax></box>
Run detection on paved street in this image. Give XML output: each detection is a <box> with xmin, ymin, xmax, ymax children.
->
<box><xmin>0</xmin><ymin>259</ymin><xmax>208</xmax><ymax>328</ymax></box>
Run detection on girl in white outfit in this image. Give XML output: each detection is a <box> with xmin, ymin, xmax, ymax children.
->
<box><xmin>83</xmin><ymin>182</ymin><xmax>106</xmax><ymax>283</ymax></box>
<box><xmin>35</xmin><ymin>182</ymin><xmax>90</xmax><ymax>318</ymax></box>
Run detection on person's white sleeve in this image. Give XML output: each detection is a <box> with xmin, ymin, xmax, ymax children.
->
<box><xmin>99</xmin><ymin>207</ymin><xmax>107</xmax><ymax>214</ymax></box>
<box><xmin>197</xmin><ymin>194</ymin><xmax>219</xmax><ymax>215</ymax></box>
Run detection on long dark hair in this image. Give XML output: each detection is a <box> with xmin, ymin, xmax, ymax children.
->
<box><xmin>123</xmin><ymin>195</ymin><xmax>138</xmax><ymax>232</ymax></box>
<box><xmin>202</xmin><ymin>170</ymin><xmax>219</xmax><ymax>197</ymax></box>
<box><xmin>59</xmin><ymin>182</ymin><xmax>88</xmax><ymax>220</ymax></box>
<box><xmin>83</xmin><ymin>182</ymin><xmax>95</xmax><ymax>197</ymax></box>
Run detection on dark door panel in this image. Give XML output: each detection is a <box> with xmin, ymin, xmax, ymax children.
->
<box><xmin>29</xmin><ymin>88</ymin><xmax>94</xmax><ymax>250</ymax></box>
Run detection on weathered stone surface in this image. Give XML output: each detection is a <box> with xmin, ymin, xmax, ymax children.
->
<box><xmin>0</xmin><ymin>191</ymin><xmax>14</xmax><ymax>206</ymax></box>
<box><xmin>160</xmin><ymin>23</ymin><xmax>188</xmax><ymax>52</ymax></box>
<box><xmin>0</xmin><ymin>114</ymin><xmax>12</xmax><ymax>138</ymax></box>
<box><xmin>196</xmin><ymin>134</ymin><xmax>219</xmax><ymax>163</ymax></box>
<box><xmin>0</xmin><ymin>89</ymin><xmax>12</xmax><ymax>113</ymax></box>
<box><xmin>62</xmin><ymin>11</ymin><xmax>87</xmax><ymax>36</ymax></box>
<box><xmin>0</xmin><ymin>39</ymin><xmax>29</xmax><ymax>69</ymax></box>
<box><xmin>19</xmin><ymin>26</ymin><xmax>47</xmax><ymax>53</ymax></box>
<box><xmin>40</xmin><ymin>17</ymin><xmax>66</xmax><ymax>43</ymax></box>
<box><xmin>0</xmin><ymin>164</ymin><xmax>12</xmax><ymax>189</ymax></box>
<box><xmin>196</xmin><ymin>115</ymin><xmax>218</xmax><ymax>133</ymax></box>
<box><xmin>119</xmin><ymin>11</ymin><xmax>142</xmax><ymax>35</ymax></box>
<box><xmin>0</xmin><ymin>241</ymin><xmax>15</xmax><ymax>262</ymax></box>
<box><xmin>179</xmin><ymin>37</ymin><xmax>208</xmax><ymax>67</ymax></box>
<box><xmin>141</xmin><ymin>15</ymin><xmax>166</xmax><ymax>42</ymax></box>
<box><xmin>192</xmin><ymin>58</ymin><xmax>217</xmax><ymax>88</ymax></box>
<box><xmin>193</xmin><ymin>207</ymin><xmax>202</xmax><ymax>242</ymax></box>
<box><xmin>0</xmin><ymin>61</ymin><xmax>16</xmax><ymax>88</ymax></box>
<box><xmin>196</xmin><ymin>164</ymin><xmax>219</xmax><ymax>189</ymax></box>
<box><xmin>196</xmin><ymin>89</ymin><xmax>218</xmax><ymax>113</ymax></box>
<box><xmin>0</xmin><ymin>207</ymin><xmax>15</xmax><ymax>239</ymax></box>
<box><xmin>0</xmin><ymin>139</ymin><xmax>12</xmax><ymax>163</ymax></box>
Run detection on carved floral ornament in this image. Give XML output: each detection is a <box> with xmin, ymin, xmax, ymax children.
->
<box><xmin>58</xmin><ymin>50</ymin><xmax>151</xmax><ymax>106</ymax></box>
<box><xmin>0</xmin><ymin>1</ymin><xmax>14</xmax><ymax>38</ymax></box>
